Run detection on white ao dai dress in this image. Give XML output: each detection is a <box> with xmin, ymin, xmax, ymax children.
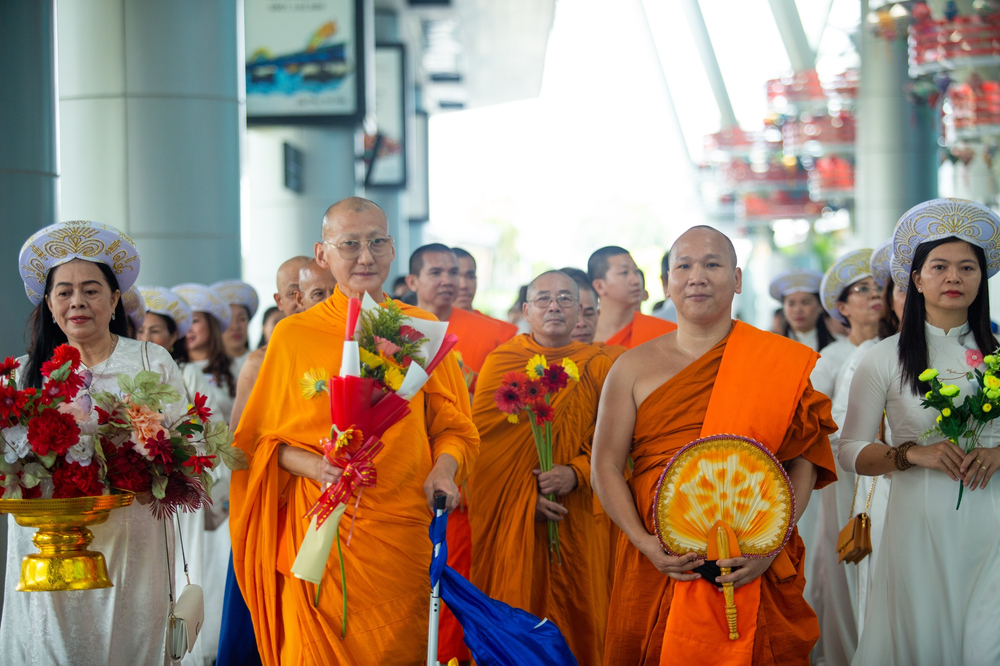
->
<box><xmin>840</xmin><ymin>323</ymin><xmax>1000</xmax><ymax>666</ymax></box>
<box><xmin>0</xmin><ymin>338</ymin><xmax>186</xmax><ymax>666</ymax></box>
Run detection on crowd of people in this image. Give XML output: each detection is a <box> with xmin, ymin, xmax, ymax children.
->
<box><xmin>2</xmin><ymin>195</ymin><xmax>999</xmax><ymax>666</ymax></box>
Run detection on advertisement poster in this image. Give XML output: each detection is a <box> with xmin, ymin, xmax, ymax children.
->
<box><xmin>245</xmin><ymin>0</ymin><xmax>366</xmax><ymax>123</ymax></box>
<box><xmin>365</xmin><ymin>44</ymin><xmax>407</xmax><ymax>188</ymax></box>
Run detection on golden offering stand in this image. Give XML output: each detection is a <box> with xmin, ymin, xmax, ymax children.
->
<box><xmin>0</xmin><ymin>494</ymin><xmax>134</xmax><ymax>592</ymax></box>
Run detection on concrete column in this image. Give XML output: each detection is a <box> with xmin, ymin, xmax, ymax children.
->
<box><xmin>56</xmin><ymin>0</ymin><xmax>243</xmax><ymax>286</ymax></box>
<box><xmin>0</xmin><ymin>0</ymin><xmax>59</xmax><ymax>619</ymax></box>
<box><xmin>855</xmin><ymin>0</ymin><xmax>938</xmax><ymax>246</ymax></box>
<box><xmin>0</xmin><ymin>1</ymin><xmax>59</xmax><ymax>355</ymax></box>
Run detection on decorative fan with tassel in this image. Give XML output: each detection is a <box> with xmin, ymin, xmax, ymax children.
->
<box><xmin>653</xmin><ymin>434</ymin><xmax>795</xmax><ymax>640</ymax></box>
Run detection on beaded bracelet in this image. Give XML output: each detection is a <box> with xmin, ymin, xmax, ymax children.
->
<box><xmin>884</xmin><ymin>441</ymin><xmax>917</xmax><ymax>471</ymax></box>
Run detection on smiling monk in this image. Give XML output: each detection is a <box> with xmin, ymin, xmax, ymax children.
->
<box><xmin>230</xmin><ymin>197</ymin><xmax>479</xmax><ymax>665</ymax></box>
<box><xmin>593</xmin><ymin>226</ymin><xmax>837</xmax><ymax>666</ymax></box>
<box><xmin>470</xmin><ymin>270</ymin><xmax>613</xmax><ymax>665</ymax></box>
<box><xmin>406</xmin><ymin>242</ymin><xmax>516</xmax><ymax>663</ymax></box>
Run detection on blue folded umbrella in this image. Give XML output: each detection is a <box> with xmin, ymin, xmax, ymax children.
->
<box><xmin>216</xmin><ymin>552</ymin><xmax>263</xmax><ymax>666</ymax></box>
<box><xmin>429</xmin><ymin>510</ymin><xmax>578</xmax><ymax>666</ymax></box>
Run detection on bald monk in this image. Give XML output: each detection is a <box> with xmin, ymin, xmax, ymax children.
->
<box><xmin>589</xmin><ymin>246</ymin><xmax>676</xmax><ymax>347</ymax></box>
<box><xmin>294</xmin><ymin>258</ymin><xmax>337</xmax><ymax>311</ymax></box>
<box><xmin>229</xmin><ymin>256</ymin><xmax>309</xmax><ymax>426</ymax></box>
<box><xmin>407</xmin><ymin>242</ymin><xmax>516</xmax><ymax>663</ymax></box>
<box><xmin>592</xmin><ymin>226</ymin><xmax>837</xmax><ymax>665</ymax></box>
<box><xmin>230</xmin><ymin>197</ymin><xmax>479</xmax><ymax>665</ymax></box>
<box><xmin>470</xmin><ymin>270</ymin><xmax>613</xmax><ymax>665</ymax></box>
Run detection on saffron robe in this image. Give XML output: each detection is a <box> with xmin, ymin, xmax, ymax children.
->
<box><xmin>229</xmin><ymin>287</ymin><xmax>479</xmax><ymax>666</ymax></box>
<box><xmin>604</xmin><ymin>322</ymin><xmax>837</xmax><ymax>665</ymax></box>
<box><xmin>469</xmin><ymin>335</ymin><xmax>613</xmax><ymax>665</ymax></box>
<box><xmin>438</xmin><ymin>305</ymin><xmax>517</xmax><ymax>661</ymax></box>
<box><xmin>606</xmin><ymin>311</ymin><xmax>677</xmax><ymax>349</ymax></box>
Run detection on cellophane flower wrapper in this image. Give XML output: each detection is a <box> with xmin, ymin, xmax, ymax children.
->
<box><xmin>291</xmin><ymin>295</ymin><xmax>458</xmax><ymax>633</ymax></box>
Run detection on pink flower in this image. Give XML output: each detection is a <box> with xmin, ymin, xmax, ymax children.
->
<box><xmin>374</xmin><ymin>336</ymin><xmax>402</xmax><ymax>356</ymax></box>
<box><xmin>57</xmin><ymin>400</ymin><xmax>90</xmax><ymax>423</ymax></box>
<box><xmin>967</xmin><ymin>349</ymin><xmax>984</xmax><ymax>368</ymax></box>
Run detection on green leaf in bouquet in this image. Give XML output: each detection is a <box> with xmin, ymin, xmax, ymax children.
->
<box><xmin>2</xmin><ymin>484</ymin><xmax>22</xmax><ymax>500</ymax></box>
<box><xmin>176</xmin><ymin>421</ymin><xmax>203</xmax><ymax>437</ymax></box>
<box><xmin>90</xmin><ymin>390</ymin><xmax>122</xmax><ymax>413</ymax></box>
<box><xmin>204</xmin><ymin>421</ymin><xmax>248</xmax><ymax>470</ymax></box>
<box><xmin>49</xmin><ymin>361</ymin><xmax>72</xmax><ymax>382</ymax></box>
<box><xmin>117</xmin><ymin>374</ymin><xmax>135</xmax><ymax>395</ymax></box>
<box><xmin>201</xmin><ymin>472</ymin><xmax>214</xmax><ymax>498</ymax></box>
<box><xmin>20</xmin><ymin>462</ymin><xmax>50</xmax><ymax>488</ymax></box>
<box><xmin>151</xmin><ymin>473</ymin><xmax>168</xmax><ymax>499</ymax></box>
<box><xmin>37</xmin><ymin>451</ymin><xmax>57</xmax><ymax>468</ymax></box>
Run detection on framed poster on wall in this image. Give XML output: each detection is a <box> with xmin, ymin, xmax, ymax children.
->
<box><xmin>364</xmin><ymin>44</ymin><xmax>407</xmax><ymax>188</ymax></box>
<box><xmin>245</xmin><ymin>0</ymin><xmax>368</xmax><ymax>124</ymax></box>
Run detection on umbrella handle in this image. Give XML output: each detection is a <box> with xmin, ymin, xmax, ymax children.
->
<box><xmin>428</xmin><ymin>493</ymin><xmax>448</xmax><ymax>666</ymax></box>
<box><xmin>434</xmin><ymin>493</ymin><xmax>447</xmax><ymax>516</ymax></box>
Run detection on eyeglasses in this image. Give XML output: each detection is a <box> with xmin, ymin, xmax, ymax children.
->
<box><xmin>530</xmin><ymin>294</ymin><xmax>577</xmax><ymax>309</ymax></box>
<box><xmin>849</xmin><ymin>284</ymin><xmax>875</xmax><ymax>296</ymax></box>
<box><xmin>323</xmin><ymin>236</ymin><xmax>394</xmax><ymax>259</ymax></box>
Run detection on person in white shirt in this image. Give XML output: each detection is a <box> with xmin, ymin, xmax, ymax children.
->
<box><xmin>769</xmin><ymin>268</ymin><xmax>835</xmax><ymax>352</ymax></box>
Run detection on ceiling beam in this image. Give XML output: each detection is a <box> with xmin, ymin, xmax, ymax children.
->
<box><xmin>767</xmin><ymin>0</ymin><xmax>815</xmax><ymax>72</ymax></box>
<box><xmin>677</xmin><ymin>0</ymin><xmax>739</xmax><ymax>129</ymax></box>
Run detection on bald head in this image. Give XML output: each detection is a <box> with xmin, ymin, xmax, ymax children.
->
<box><xmin>527</xmin><ymin>270</ymin><xmax>580</xmax><ymax>300</ymax></box>
<box><xmin>667</xmin><ymin>225</ymin><xmax>741</xmax><ymax>326</ymax></box>
<box><xmin>321</xmin><ymin>197</ymin><xmax>387</xmax><ymax>238</ymax></box>
<box><xmin>296</xmin><ymin>259</ymin><xmax>337</xmax><ymax>310</ymax></box>
<box><xmin>274</xmin><ymin>255</ymin><xmax>311</xmax><ymax>317</ymax></box>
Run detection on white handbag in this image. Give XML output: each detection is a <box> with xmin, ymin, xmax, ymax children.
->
<box><xmin>163</xmin><ymin>516</ymin><xmax>205</xmax><ymax>662</ymax></box>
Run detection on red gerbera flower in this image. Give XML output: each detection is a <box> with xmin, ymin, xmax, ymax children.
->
<box><xmin>501</xmin><ymin>372</ymin><xmax>528</xmax><ymax>392</ymax></box>
<box><xmin>399</xmin><ymin>325</ymin><xmax>424</xmax><ymax>343</ymax></box>
<box><xmin>144</xmin><ymin>430</ymin><xmax>175</xmax><ymax>467</ymax></box>
<box><xmin>494</xmin><ymin>384</ymin><xmax>525</xmax><ymax>414</ymax></box>
<box><xmin>0</xmin><ymin>357</ymin><xmax>20</xmax><ymax>378</ymax></box>
<box><xmin>40</xmin><ymin>345</ymin><xmax>81</xmax><ymax>378</ymax></box>
<box><xmin>521</xmin><ymin>379</ymin><xmax>546</xmax><ymax>405</ymax></box>
<box><xmin>182</xmin><ymin>454</ymin><xmax>217</xmax><ymax>475</ymax></box>
<box><xmin>187</xmin><ymin>393</ymin><xmax>213</xmax><ymax>422</ymax></box>
<box><xmin>540</xmin><ymin>364</ymin><xmax>569</xmax><ymax>393</ymax></box>
<box><xmin>0</xmin><ymin>386</ymin><xmax>28</xmax><ymax>423</ymax></box>
<box><xmin>27</xmin><ymin>408</ymin><xmax>80</xmax><ymax>456</ymax></box>
<box><xmin>532</xmin><ymin>401</ymin><xmax>555</xmax><ymax>424</ymax></box>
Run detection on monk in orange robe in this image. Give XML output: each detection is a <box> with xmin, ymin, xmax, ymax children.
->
<box><xmin>593</xmin><ymin>227</ymin><xmax>836</xmax><ymax>665</ymax></box>
<box><xmin>230</xmin><ymin>198</ymin><xmax>479</xmax><ymax>665</ymax></box>
<box><xmin>589</xmin><ymin>246</ymin><xmax>676</xmax><ymax>347</ymax></box>
<box><xmin>470</xmin><ymin>270</ymin><xmax>613</xmax><ymax>665</ymax></box>
<box><xmin>405</xmin><ymin>242</ymin><xmax>516</xmax><ymax>662</ymax></box>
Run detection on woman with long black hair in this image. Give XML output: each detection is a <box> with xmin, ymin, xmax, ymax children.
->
<box><xmin>840</xmin><ymin>198</ymin><xmax>1000</xmax><ymax>665</ymax></box>
<box><xmin>769</xmin><ymin>268</ymin><xmax>835</xmax><ymax>352</ymax></box>
<box><xmin>173</xmin><ymin>284</ymin><xmax>237</xmax><ymax>425</ymax></box>
<box><xmin>1</xmin><ymin>221</ymin><xmax>187</xmax><ymax>665</ymax></box>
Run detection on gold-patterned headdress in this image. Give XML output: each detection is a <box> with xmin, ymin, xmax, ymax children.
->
<box><xmin>121</xmin><ymin>287</ymin><xmax>147</xmax><ymax>331</ymax></box>
<box><xmin>870</xmin><ymin>240</ymin><xmax>894</xmax><ymax>291</ymax></box>
<box><xmin>211</xmin><ymin>280</ymin><xmax>260</xmax><ymax>319</ymax></box>
<box><xmin>769</xmin><ymin>269</ymin><xmax>823</xmax><ymax>302</ymax></box>
<box><xmin>18</xmin><ymin>221</ymin><xmax>141</xmax><ymax>305</ymax></box>
<box><xmin>821</xmin><ymin>248</ymin><xmax>874</xmax><ymax>324</ymax></box>
<box><xmin>891</xmin><ymin>198</ymin><xmax>1000</xmax><ymax>289</ymax></box>
<box><xmin>172</xmin><ymin>283</ymin><xmax>232</xmax><ymax>333</ymax></box>
<box><xmin>138</xmin><ymin>286</ymin><xmax>194</xmax><ymax>338</ymax></box>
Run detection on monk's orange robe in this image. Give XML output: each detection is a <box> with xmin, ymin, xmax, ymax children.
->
<box><xmin>604</xmin><ymin>322</ymin><xmax>837</xmax><ymax>666</ymax></box>
<box><xmin>230</xmin><ymin>287</ymin><xmax>479</xmax><ymax>666</ymax></box>
<box><xmin>595</xmin><ymin>341</ymin><xmax>627</xmax><ymax>361</ymax></box>
<box><xmin>469</xmin><ymin>335</ymin><xmax>613</xmax><ymax>666</ymax></box>
<box><xmin>606</xmin><ymin>311</ymin><xmax>677</xmax><ymax>349</ymax></box>
<box><xmin>437</xmin><ymin>306</ymin><xmax>517</xmax><ymax>662</ymax></box>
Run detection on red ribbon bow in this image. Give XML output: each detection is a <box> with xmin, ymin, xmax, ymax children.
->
<box><xmin>307</xmin><ymin>435</ymin><xmax>384</xmax><ymax>526</ymax></box>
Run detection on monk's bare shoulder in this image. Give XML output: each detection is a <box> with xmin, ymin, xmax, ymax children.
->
<box><xmin>239</xmin><ymin>347</ymin><xmax>266</xmax><ymax>382</ymax></box>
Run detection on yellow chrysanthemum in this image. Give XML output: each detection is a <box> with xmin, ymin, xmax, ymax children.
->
<box><xmin>561</xmin><ymin>357</ymin><xmax>580</xmax><ymax>382</ymax></box>
<box><xmin>940</xmin><ymin>384</ymin><xmax>960</xmax><ymax>397</ymax></box>
<box><xmin>936</xmin><ymin>415</ymin><xmax>943</xmax><ymax>424</ymax></box>
<box><xmin>989</xmin><ymin>389</ymin><xmax>1000</xmax><ymax>400</ymax></box>
<box><xmin>986</xmin><ymin>375</ymin><xmax>1000</xmax><ymax>391</ymax></box>
<box><xmin>507</xmin><ymin>413</ymin><xmax>519</xmax><ymax>424</ymax></box>
<box><xmin>942</xmin><ymin>407</ymin><xmax>952</xmax><ymax>417</ymax></box>
<box><xmin>985</xmin><ymin>403</ymin><xmax>994</xmax><ymax>413</ymax></box>
<box><xmin>919</xmin><ymin>368</ymin><xmax>939</xmax><ymax>382</ymax></box>
<box><xmin>359</xmin><ymin>347</ymin><xmax>383</xmax><ymax>369</ymax></box>
<box><xmin>299</xmin><ymin>367</ymin><xmax>330</xmax><ymax>399</ymax></box>
<box><xmin>335</xmin><ymin>427</ymin><xmax>363</xmax><ymax>450</ymax></box>
<box><xmin>384</xmin><ymin>365</ymin><xmax>405</xmax><ymax>391</ymax></box>
<box><xmin>526</xmin><ymin>354</ymin><xmax>548</xmax><ymax>380</ymax></box>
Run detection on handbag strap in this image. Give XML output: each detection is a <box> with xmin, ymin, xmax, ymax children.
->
<box><xmin>175</xmin><ymin>513</ymin><xmax>191</xmax><ymax>586</ymax></box>
<box><xmin>162</xmin><ymin>519</ymin><xmax>175</xmax><ymax>605</ymax></box>
<box><xmin>863</xmin><ymin>474</ymin><xmax>877</xmax><ymax>513</ymax></box>
<box><xmin>849</xmin><ymin>474</ymin><xmax>861</xmax><ymax>515</ymax></box>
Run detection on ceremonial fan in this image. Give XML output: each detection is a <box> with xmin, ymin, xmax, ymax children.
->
<box><xmin>653</xmin><ymin>435</ymin><xmax>795</xmax><ymax>640</ymax></box>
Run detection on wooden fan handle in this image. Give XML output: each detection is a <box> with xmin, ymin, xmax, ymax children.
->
<box><xmin>716</xmin><ymin>529</ymin><xmax>739</xmax><ymax>640</ymax></box>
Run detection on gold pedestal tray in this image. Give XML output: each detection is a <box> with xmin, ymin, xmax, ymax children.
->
<box><xmin>0</xmin><ymin>494</ymin><xmax>134</xmax><ymax>592</ymax></box>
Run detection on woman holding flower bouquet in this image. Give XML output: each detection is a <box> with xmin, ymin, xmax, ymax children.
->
<box><xmin>840</xmin><ymin>198</ymin><xmax>1000</xmax><ymax>665</ymax></box>
<box><xmin>1</xmin><ymin>222</ymin><xmax>189</xmax><ymax>665</ymax></box>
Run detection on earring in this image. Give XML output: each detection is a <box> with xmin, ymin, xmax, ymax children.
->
<box><xmin>51</xmin><ymin>315</ymin><xmax>56</xmax><ymax>323</ymax></box>
<box><xmin>917</xmin><ymin>288</ymin><xmax>923</xmax><ymax>293</ymax></box>
<box><xmin>111</xmin><ymin>313</ymin><xmax>116</xmax><ymax>320</ymax></box>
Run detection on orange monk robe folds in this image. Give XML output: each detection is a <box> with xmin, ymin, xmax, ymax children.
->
<box><xmin>438</xmin><ymin>306</ymin><xmax>516</xmax><ymax>662</ymax></box>
<box><xmin>604</xmin><ymin>324</ymin><xmax>837</xmax><ymax>666</ymax></box>
<box><xmin>469</xmin><ymin>335</ymin><xmax>613</xmax><ymax>665</ymax></box>
<box><xmin>230</xmin><ymin>288</ymin><xmax>479</xmax><ymax>666</ymax></box>
<box><xmin>605</xmin><ymin>311</ymin><xmax>676</xmax><ymax>349</ymax></box>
